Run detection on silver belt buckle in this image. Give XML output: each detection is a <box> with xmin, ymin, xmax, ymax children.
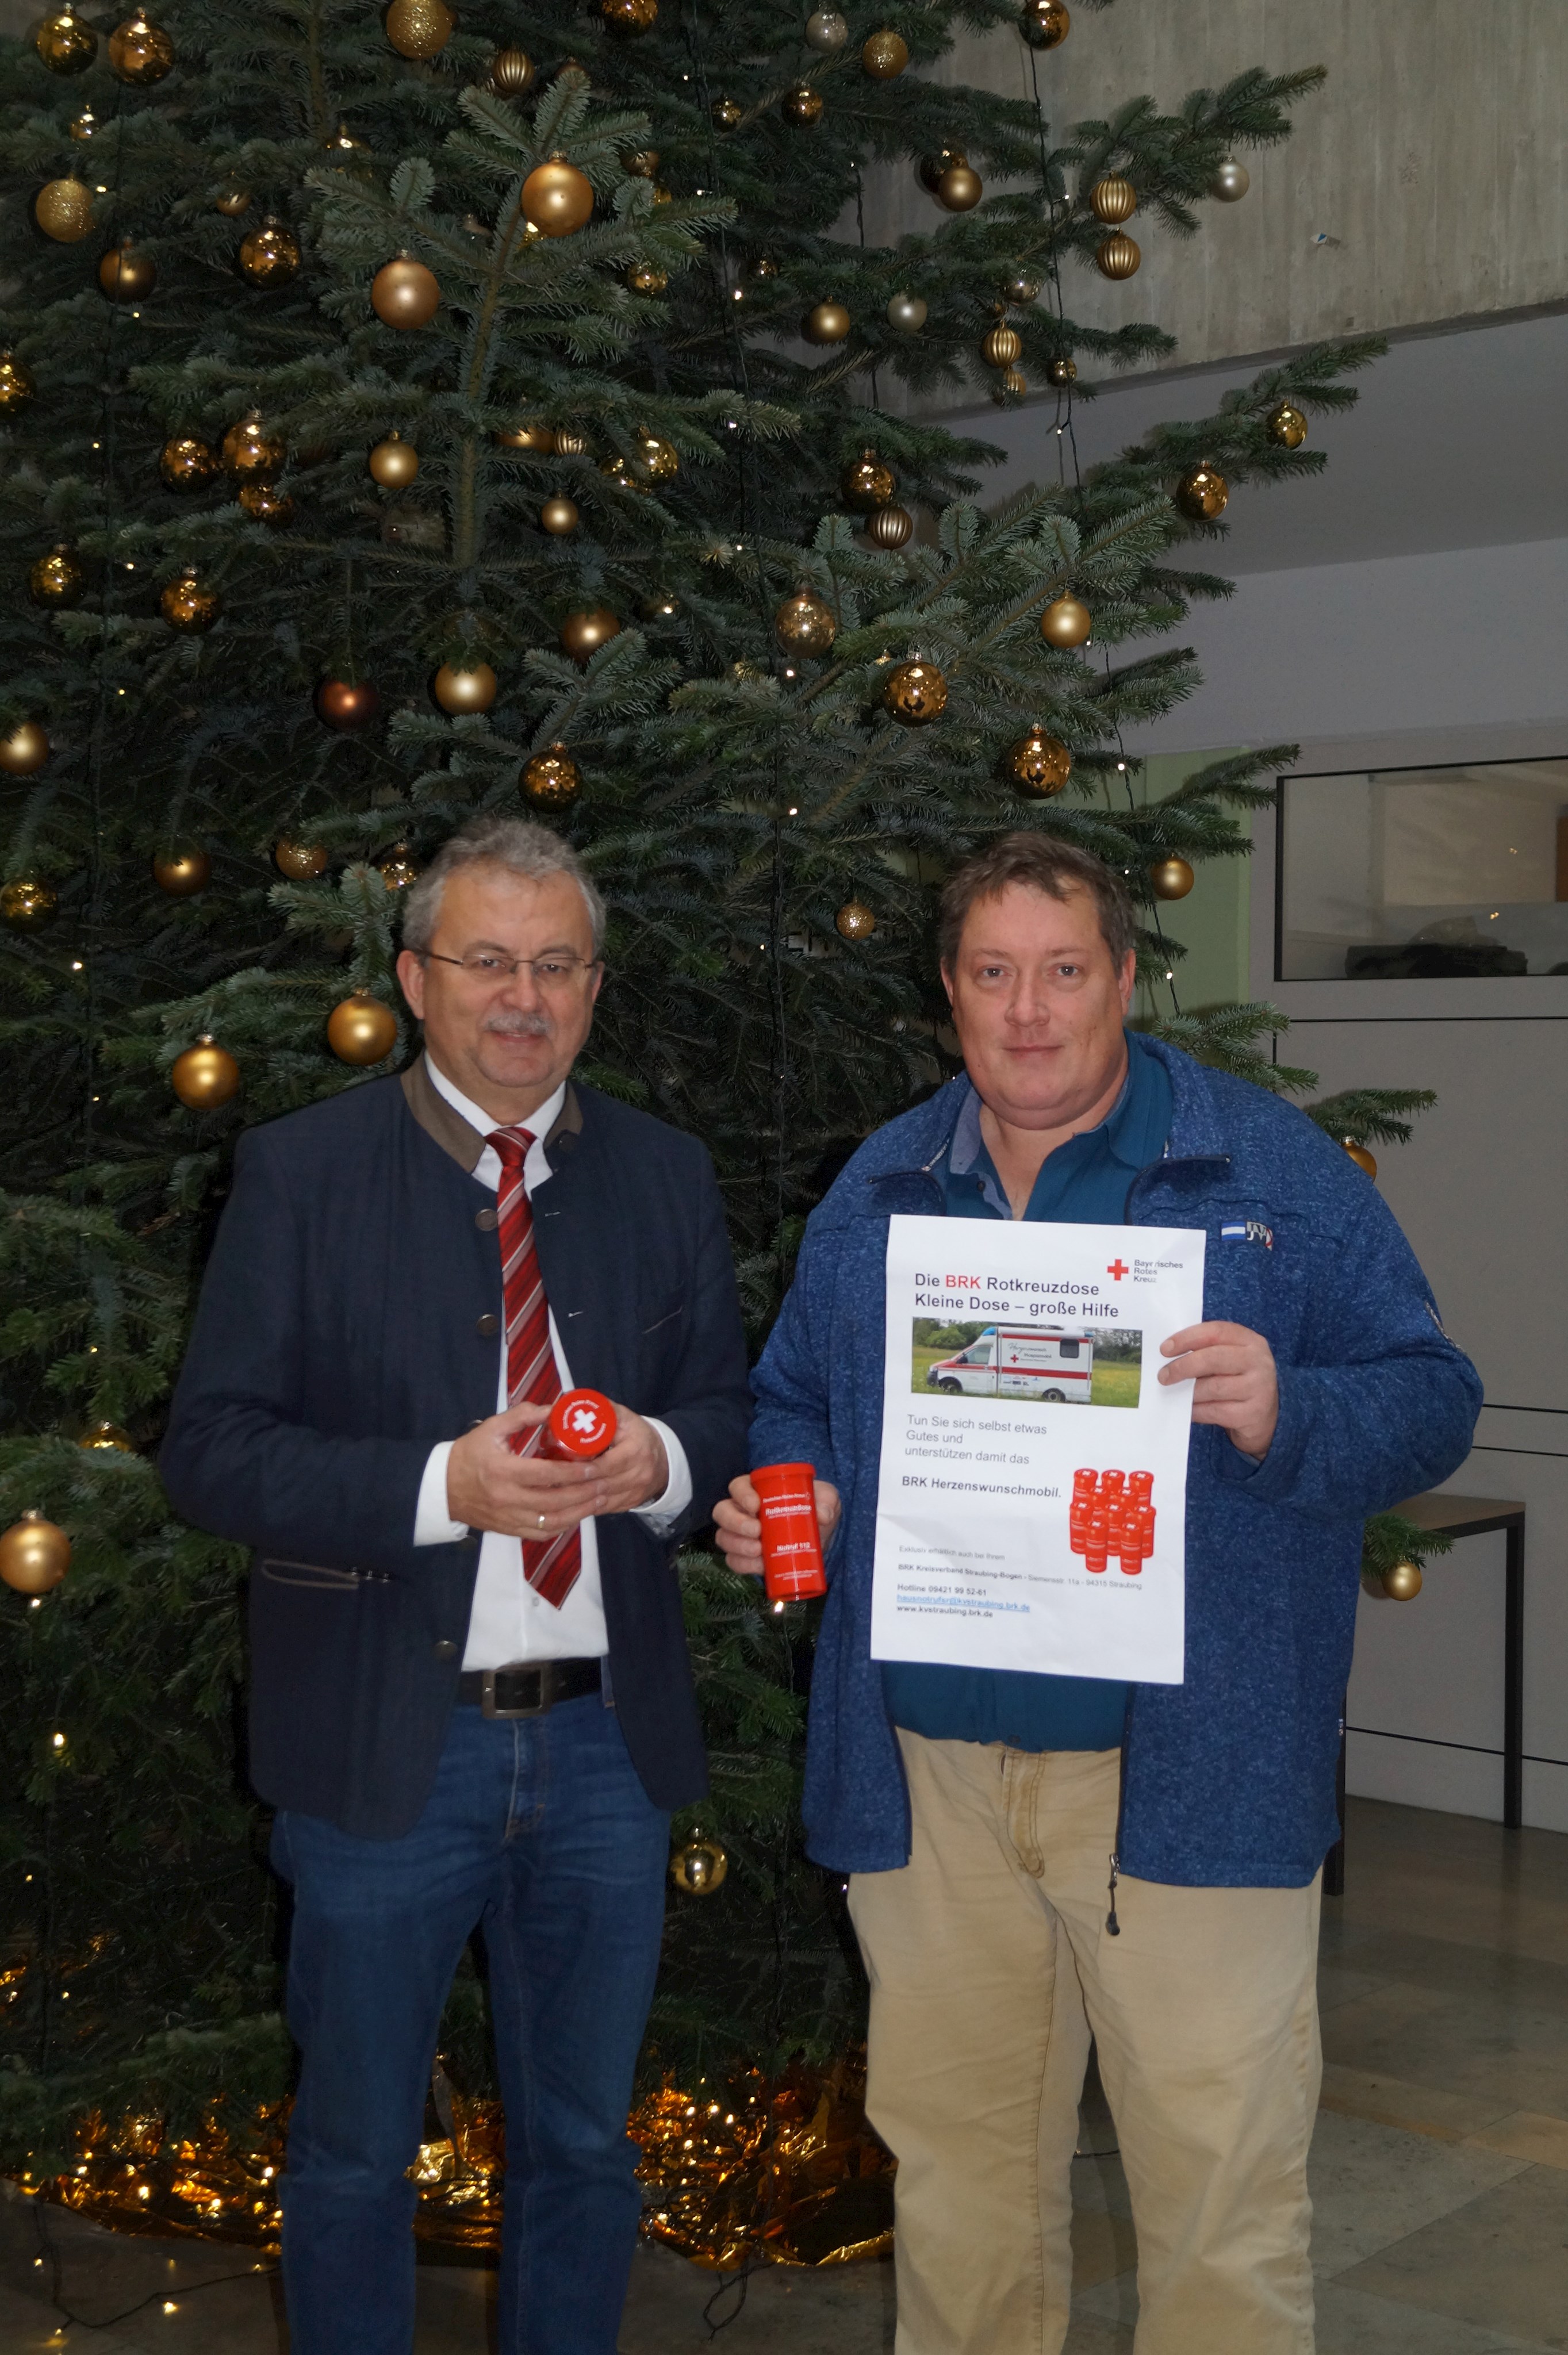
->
<box><xmin>480</xmin><ymin>1664</ymin><xmax>549</xmax><ymax>1720</ymax></box>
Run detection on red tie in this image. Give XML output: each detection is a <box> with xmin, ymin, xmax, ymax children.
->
<box><xmin>488</xmin><ymin>1126</ymin><xmax>580</xmax><ymax>1609</ymax></box>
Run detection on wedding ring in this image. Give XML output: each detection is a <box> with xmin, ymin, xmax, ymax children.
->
<box><xmin>536</xmin><ymin>1514</ymin><xmax>547</xmax><ymax>1529</ymax></box>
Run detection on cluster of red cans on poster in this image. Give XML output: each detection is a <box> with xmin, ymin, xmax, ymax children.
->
<box><xmin>1071</xmin><ymin>1468</ymin><xmax>1155</xmax><ymax>1575</ymax></box>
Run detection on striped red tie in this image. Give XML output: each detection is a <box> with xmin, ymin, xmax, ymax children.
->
<box><xmin>488</xmin><ymin>1126</ymin><xmax>580</xmax><ymax>1608</ymax></box>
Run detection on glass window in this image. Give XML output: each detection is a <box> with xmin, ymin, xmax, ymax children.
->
<box><xmin>1278</xmin><ymin>757</ymin><xmax>1568</xmax><ymax>980</ymax></box>
<box><xmin>1056</xmin><ymin>1340</ymin><xmax>1081</xmax><ymax>1359</ymax></box>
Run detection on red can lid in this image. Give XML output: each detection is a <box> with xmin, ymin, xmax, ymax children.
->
<box><xmin>548</xmin><ymin>1388</ymin><xmax>617</xmax><ymax>1459</ymax></box>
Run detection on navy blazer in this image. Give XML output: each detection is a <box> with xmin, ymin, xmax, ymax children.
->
<box><xmin>160</xmin><ymin>1057</ymin><xmax>752</xmax><ymax>1838</ymax></box>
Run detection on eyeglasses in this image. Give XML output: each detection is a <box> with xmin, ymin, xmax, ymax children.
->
<box><xmin>419</xmin><ymin>950</ymin><xmax>601</xmax><ymax>989</ymax></box>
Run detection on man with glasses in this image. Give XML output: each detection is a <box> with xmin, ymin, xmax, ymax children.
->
<box><xmin>162</xmin><ymin>815</ymin><xmax>751</xmax><ymax>2355</ymax></box>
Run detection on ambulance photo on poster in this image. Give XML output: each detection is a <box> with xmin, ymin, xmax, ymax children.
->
<box><xmin>910</xmin><ymin>1318</ymin><xmax>1143</xmax><ymax>1409</ymax></box>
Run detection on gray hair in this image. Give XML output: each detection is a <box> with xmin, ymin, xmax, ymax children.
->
<box><xmin>401</xmin><ymin>815</ymin><xmax>607</xmax><ymax>957</ymax></box>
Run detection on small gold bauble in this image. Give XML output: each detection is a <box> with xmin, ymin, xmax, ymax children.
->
<box><xmin>1004</xmin><ymin>724</ymin><xmax>1072</xmax><ymax>796</ymax></box>
<box><xmin>384</xmin><ymin>0</ymin><xmax>454</xmax><ymax>60</ymax></box>
<box><xmin>1040</xmin><ymin>594</ymin><xmax>1092</xmax><ymax>649</ymax></box>
<box><xmin>1212</xmin><ymin>156</ymin><xmax>1249</xmax><ymax>202</ymax></box>
<box><xmin>1381</xmin><ymin>1557</ymin><xmax>1422</xmax><ymax>1601</ymax></box>
<box><xmin>835</xmin><ymin>899</ymin><xmax>876</xmax><ymax>941</ymax></box>
<box><xmin>496</xmin><ymin>421</ymin><xmax>554</xmax><ymax>452</ymax></box>
<box><xmin>327</xmin><ymin>992</ymin><xmax>399</xmax><ymax>1066</ymax></box>
<box><xmin>670</xmin><ymin>1837</ymin><xmax>729</xmax><ymax>1896</ymax></box>
<box><xmin>1</xmin><ymin>878</ymin><xmax>59</xmax><ymax>929</ymax></box>
<box><xmin>1342</xmin><ymin>1137</ymin><xmax>1378</xmax><ymax>1179</ymax></box>
<box><xmin>539</xmin><ymin>494</ymin><xmax>579</xmax><ymax>535</ymax></box>
<box><xmin>160</xmin><ymin>570</ymin><xmax>221</xmax><ymax>633</ymax></box>
<box><xmin>1019</xmin><ymin>0</ymin><xmax>1069</xmax><ymax>48</ymax></box>
<box><xmin>804</xmin><ymin>9</ymin><xmax>848</xmax><ymax>51</ymax></box>
<box><xmin>551</xmin><ymin>428</ymin><xmax>588</xmax><ymax>458</ymax></box>
<box><xmin>80</xmin><ymin>1419</ymin><xmax>134</xmax><ymax>1451</ymax></box>
<box><xmin>108</xmin><ymin>10</ymin><xmax>174</xmax><ymax>83</ymax></box>
<box><xmin>982</xmin><ymin>320</ymin><xmax>1022</xmax><ymax>369</ymax></box>
<box><xmin>479</xmin><ymin>47</ymin><xmax>532</xmax><ymax>102</ymax></box>
<box><xmin>884</xmin><ymin>659</ymin><xmax>947</xmax><ymax>726</ymax></box>
<box><xmin>886</xmin><ymin>290</ymin><xmax>927</xmax><ymax>332</ymax></box>
<box><xmin>221</xmin><ymin>414</ymin><xmax>285</xmax><ymax>480</ymax></box>
<box><xmin>1089</xmin><ymin>175</ymin><xmax>1136</xmax><ymax>224</ymax></box>
<box><xmin>213</xmin><ymin>187</ymin><xmax>251</xmax><ymax>217</ymax></box>
<box><xmin>274</xmin><ymin>837</ymin><xmax>329</xmax><ymax>879</ymax></box>
<box><xmin>1150</xmin><ymin>856</ymin><xmax>1194</xmax><ymax>901</ymax></box>
<box><xmin>238</xmin><ymin>480</ymin><xmax>294</xmax><ymax>523</ymax></box>
<box><xmin>239</xmin><ymin>217</ymin><xmax>301</xmax><ymax>286</ymax></box>
<box><xmin>602</xmin><ymin>0</ymin><xmax>657</xmax><ymax>29</ymax></box>
<box><xmin>635</xmin><ymin>430</ymin><xmax>679</xmax><ymax>484</ymax></box>
<box><xmin>626</xmin><ymin>261</ymin><xmax>669</xmax><ymax>294</ymax></box>
<box><xmin>152</xmin><ymin>845</ymin><xmax>210</xmax><ymax>895</ymax></box>
<box><xmin>0</xmin><ymin>352</ymin><xmax>36</xmax><ymax>413</ymax></box>
<box><xmin>1048</xmin><ymin>355</ymin><xmax>1078</xmax><ymax>386</ymax></box>
<box><xmin>171</xmin><ymin>1035</ymin><xmax>240</xmax><ymax>1109</ymax></box>
<box><xmin>522</xmin><ymin>156</ymin><xmax>594</xmax><ymax>237</ymax></box>
<box><xmin>1175</xmin><ymin>459</ymin><xmax>1229</xmax><ymax>521</ymax></box>
<box><xmin>0</xmin><ymin>1512</ymin><xmax>71</xmax><ymax>1595</ymax></box>
<box><xmin>371</xmin><ymin>254</ymin><xmax>440</xmax><ymax>326</ymax></box>
<box><xmin>600</xmin><ymin>452</ymin><xmax>640</xmax><ymax>495</ymax></box>
<box><xmin>937</xmin><ymin>162</ymin><xmax>983</xmax><ymax>212</ymax></box>
<box><xmin>30</xmin><ymin>544</ymin><xmax>86</xmax><ymax>607</ymax></box>
<box><xmin>918</xmin><ymin>146</ymin><xmax>964</xmax><ymax>192</ymax></box>
<box><xmin>36</xmin><ymin>9</ymin><xmax>97</xmax><ymax>73</ymax></box>
<box><xmin>375</xmin><ymin>843</ymin><xmax>421</xmax><ymax>891</ymax></box>
<box><xmin>1095</xmin><ymin>231</ymin><xmax>1140</xmax><ymax>280</ymax></box>
<box><xmin>865</xmin><ymin>503</ymin><xmax>914</xmax><ymax>549</ymax></box>
<box><xmin>1003</xmin><ymin>270</ymin><xmax>1042</xmax><ymax>305</ymax></box>
<box><xmin>862</xmin><ymin>28</ymin><xmax>908</xmax><ymax>76</ymax></box>
<box><xmin>98</xmin><ymin>240</ymin><xmax>157</xmax><ymax>302</ymax></box>
<box><xmin>622</xmin><ymin>148</ymin><xmax>660</xmax><ymax>178</ymax></box>
<box><xmin>34</xmin><ymin>177</ymin><xmax>95</xmax><ymax>243</ymax></box>
<box><xmin>842</xmin><ymin>449</ymin><xmax>895</xmax><ymax>511</ymax></box>
<box><xmin>367</xmin><ymin>433</ymin><xmax>420</xmax><ymax>488</ymax></box>
<box><xmin>711</xmin><ymin>95</ymin><xmax>742</xmax><ymax>130</ymax></box>
<box><xmin>803</xmin><ymin>301</ymin><xmax>851</xmax><ymax>345</ymax></box>
<box><xmin>159</xmin><ymin>434</ymin><xmax>217</xmax><ymax>491</ymax></box>
<box><xmin>315</xmin><ymin>678</ymin><xmax>381</xmax><ymax>729</ymax></box>
<box><xmin>782</xmin><ymin>83</ymin><xmax>825</xmax><ymax>126</ymax></box>
<box><xmin>522</xmin><ymin>741</ymin><xmax>581</xmax><ymax>810</ymax></box>
<box><xmin>68</xmin><ymin>106</ymin><xmax>97</xmax><ymax>139</ymax></box>
<box><xmin>775</xmin><ymin>587</ymin><xmax>835</xmax><ymax>656</ymax></box>
<box><xmin>432</xmin><ymin>662</ymin><xmax>497</xmax><ymax>715</ymax></box>
<box><xmin>992</xmin><ymin>365</ymin><xmax>1027</xmax><ymax>402</ymax></box>
<box><xmin>0</xmin><ymin>723</ymin><xmax>50</xmax><ymax>776</ymax></box>
<box><xmin>559</xmin><ymin>608</ymin><xmax>622</xmax><ymax>664</ymax></box>
<box><xmin>747</xmin><ymin>255</ymin><xmax>779</xmax><ymax>282</ymax></box>
<box><xmin>1267</xmin><ymin>400</ymin><xmax>1308</xmax><ymax>450</ymax></box>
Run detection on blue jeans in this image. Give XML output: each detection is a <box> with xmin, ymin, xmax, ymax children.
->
<box><xmin>270</xmin><ymin>1694</ymin><xmax>670</xmax><ymax>2355</ymax></box>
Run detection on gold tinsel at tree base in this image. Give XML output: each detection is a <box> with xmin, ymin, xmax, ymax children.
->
<box><xmin>9</xmin><ymin>2055</ymin><xmax>894</xmax><ymax>2268</ymax></box>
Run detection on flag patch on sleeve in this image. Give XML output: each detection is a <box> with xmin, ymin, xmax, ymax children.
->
<box><xmin>1220</xmin><ymin>1221</ymin><xmax>1274</xmax><ymax>1248</ymax></box>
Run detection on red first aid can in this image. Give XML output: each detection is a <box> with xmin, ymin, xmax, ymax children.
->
<box><xmin>752</xmin><ymin>1461</ymin><xmax>827</xmax><ymax>1601</ymax></box>
<box><xmin>541</xmin><ymin>1388</ymin><xmax>618</xmax><ymax>1460</ymax></box>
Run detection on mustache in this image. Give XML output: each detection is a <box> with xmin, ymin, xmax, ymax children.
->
<box><xmin>481</xmin><ymin>1011</ymin><xmax>553</xmax><ymax>1040</ymax></box>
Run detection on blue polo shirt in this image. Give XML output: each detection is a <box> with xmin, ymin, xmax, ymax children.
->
<box><xmin>880</xmin><ymin>1031</ymin><xmax>1174</xmax><ymax>1752</ymax></box>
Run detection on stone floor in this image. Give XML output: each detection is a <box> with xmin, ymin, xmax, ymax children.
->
<box><xmin>2</xmin><ymin>1794</ymin><xmax>1566</xmax><ymax>2352</ymax></box>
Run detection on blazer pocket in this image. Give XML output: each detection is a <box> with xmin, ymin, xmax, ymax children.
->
<box><xmin>258</xmin><ymin>1557</ymin><xmax>363</xmax><ymax>1591</ymax></box>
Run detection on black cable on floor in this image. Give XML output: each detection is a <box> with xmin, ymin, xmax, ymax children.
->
<box><xmin>29</xmin><ymin>2197</ymin><xmax>279</xmax><ymax>2333</ymax></box>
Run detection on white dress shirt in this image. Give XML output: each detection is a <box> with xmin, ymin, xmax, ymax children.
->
<box><xmin>411</xmin><ymin>1057</ymin><xmax>693</xmax><ymax>1667</ymax></box>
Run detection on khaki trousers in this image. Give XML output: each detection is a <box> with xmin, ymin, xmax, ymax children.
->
<box><xmin>849</xmin><ymin>1733</ymin><xmax>1321</xmax><ymax>2355</ymax></box>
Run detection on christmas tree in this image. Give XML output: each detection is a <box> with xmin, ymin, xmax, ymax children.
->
<box><xmin>1</xmin><ymin>0</ymin><xmax>1416</xmax><ymax>2211</ymax></box>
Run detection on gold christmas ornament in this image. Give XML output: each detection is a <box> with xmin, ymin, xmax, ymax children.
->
<box><xmin>747</xmin><ymin>255</ymin><xmax>779</xmax><ymax>283</ymax></box>
<box><xmin>711</xmin><ymin>96</ymin><xmax>743</xmax><ymax>131</ymax></box>
<box><xmin>670</xmin><ymin>1838</ymin><xmax>729</xmax><ymax>1896</ymax></box>
<box><xmin>835</xmin><ymin>899</ymin><xmax>876</xmax><ymax>941</ymax></box>
<box><xmin>496</xmin><ymin>421</ymin><xmax>555</xmax><ymax>452</ymax></box>
<box><xmin>368</xmin><ymin>433</ymin><xmax>420</xmax><ymax>488</ymax></box>
<box><xmin>34</xmin><ymin>177</ymin><xmax>95</xmax><ymax>243</ymax></box>
<box><xmin>1089</xmin><ymin>175</ymin><xmax>1136</xmax><ymax>224</ymax></box>
<box><xmin>1341</xmin><ymin>1137</ymin><xmax>1378</xmax><ymax>1179</ymax></box>
<box><xmin>551</xmin><ymin>427</ymin><xmax>588</xmax><ymax>458</ymax></box>
<box><xmin>375</xmin><ymin>842</ymin><xmax>421</xmax><ymax>891</ymax></box>
<box><xmin>918</xmin><ymin>146</ymin><xmax>964</xmax><ymax>193</ymax></box>
<box><xmin>0</xmin><ymin>1512</ymin><xmax>71</xmax><ymax>1597</ymax></box>
<box><xmin>152</xmin><ymin>845</ymin><xmax>210</xmax><ymax>895</ymax></box>
<box><xmin>937</xmin><ymin>162</ymin><xmax>983</xmax><ymax>212</ymax></box>
<box><xmin>842</xmin><ymin>449</ymin><xmax>895</xmax><ymax>511</ymax></box>
<box><xmin>171</xmin><ymin>1035</ymin><xmax>240</xmax><ymax>1109</ymax></box>
<box><xmin>862</xmin><ymin>28</ymin><xmax>908</xmax><ymax>76</ymax></box>
<box><xmin>213</xmin><ymin>187</ymin><xmax>251</xmax><ymax>217</ymax></box>
<box><xmin>635</xmin><ymin>430</ymin><xmax>679</xmax><ymax>484</ymax></box>
<box><xmin>315</xmin><ymin>678</ymin><xmax>380</xmax><ymax>729</ymax></box>
<box><xmin>1150</xmin><ymin>856</ymin><xmax>1195</xmax><ymax>900</ymax></box>
<box><xmin>599</xmin><ymin>452</ymin><xmax>638</xmax><ymax>495</ymax></box>
<box><xmin>803</xmin><ymin>301</ymin><xmax>851</xmax><ymax>344</ymax></box>
<box><xmin>886</xmin><ymin>290</ymin><xmax>927</xmax><ymax>332</ymax></box>
<box><xmin>993</xmin><ymin>365</ymin><xmax>1027</xmax><ymax>402</ymax></box>
<box><xmin>1095</xmin><ymin>231</ymin><xmax>1140</xmax><ymax>279</ymax></box>
<box><xmin>239</xmin><ymin>217</ymin><xmax>301</xmax><ymax>287</ymax></box>
<box><xmin>559</xmin><ymin>609</ymin><xmax>622</xmax><ymax>664</ymax></box>
<box><xmin>237</xmin><ymin>480</ymin><xmax>294</xmax><ymax>523</ymax></box>
<box><xmin>159</xmin><ymin>434</ymin><xmax>217</xmax><ymax>491</ymax></box>
<box><xmin>1003</xmin><ymin>270</ymin><xmax>1042</xmax><ymax>305</ymax></box>
<box><xmin>626</xmin><ymin>261</ymin><xmax>669</xmax><ymax>294</ymax></box>
<box><xmin>622</xmin><ymin>148</ymin><xmax>660</xmax><ymax>178</ymax></box>
<box><xmin>489</xmin><ymin>47</ymin><xmax>534</xmax><ymax>96</ymax></box>
<box><xmin>805</xmin><ymin>7</ymin><xmax>848</xmax><ymax>48</ymax></box>
<box><xmin>1266</xmin><ymin>400</ymin><xmax>1308</xmax><ymax>450</ymax></box>
<box><xmin>539</xmin><ymin>494</ymin><xmax>579</xmax><ymax>535</ymax></box>
<box><xmin>0</xmin><ymin>723</ymin><xmax>51</xmax><ymax>775</ymax></box>
<box><xmin>30</xmin><ymin>544</ymin><xmax>86</xmax><ymax>607</ymax></box>
<box><xmin>432</xmin><ymin>662</ymin><xmax>497</xmax><ymax>715</ymax></box>
<box><xmin>602</xmin><ymin>0</ymin><xmax>658</xmax><ymax>30</ymax></box>
<box><xmin>522</xmin><ymin>741</ymin><xmax>581</xmax><ymax>810</ymax></box>
<box><xmin>1175</xmin><ymin>459</ymin><xmax>1229</xmax><ymax>521</ymax></box>
<box><xmin>68</xmin><ymin>106</ymin><xmax>97</xmax><ymax>139</ymax></box>
<box><xmin>371</xmin><ymin>254</ymin><xmax>440</xmax><ymax>326</ymax></box>
<box><xmin>1040</xmin><ymin>593</ymin><xmax>1092</xmax><ymax>649</ymax></box>
<box><xmin>1004</xmin><ymin>724</ymin><xmax>1072</xmax><ymax>797</ymax></box>
<box><xmin>865</xmin><ymin>503</ymin><xmax>914</xmax><ymax>550</ymax></box>
<box><xmin>274</xmin><ymin>837</ymin><xmax>329</xmax><ymax>879</ymax></box>
<box><xmin>1019</xmin><ymin>0</ymin><xmax>1069</xmax><ymax>48</ymax></box>
<box><xmin>79</xmin><ymin>1419</ymin><xmax>134</xmax><ymax>1451</ymax></box>
<box><xmin>327</xmin><ymin>993</ymin><xmax>399</xmax><ymax>1066</ymax></box>
<box><xmin>0</xmin><ymin>352</ymin><xmax>36</xmax><ymax>413</ymax></box>
<box><xmin>775</xmin><ymin>587</ymin><xmax>835</xmax><ymax>656</ymax></box>
<box><xmin>781</xmin><ymin>83</ymin><xmax>825</xmax><ymax>126</ymax></box>
<box><xmin>98</xmin><ymin>240</ymin><xmax>157</xmax><ymax>302</ymax></box>
<box><xmin>522</xmin><ymin>157</ymin><xmax>594</xmax><ymax>237</ymax></box>
<box><xmin>160</xmin><ymin>570</ymin><xmax>221</xmax><ymax>634</ymax></box>
<box><xmin>108</xmin><ymin>10</ymin><xmax>174</xmax><ymax>83</ymax></box>
<box><xmin>1212</xmin><ymin>156</ymin><xmax>1249</xmax><ymax>202</ymax></box>
<box><xmin>883</xmin><ymin>659</ymin><xmax>947</xmax><ymax>726</ymax></box>
<box><xmin>1381</xmin><ymin>1557</ymin><xmax>1422</xmax><ymax>1601</ymax></box>
<box><xmin>1</xmin><ymin>878</ymin><xmax>58</xmax><ymax>929</ymax></box>
<box><xmin>224</xmin><ymin>416</ymin><xmax>284</xmax><ymax>481</ymax></box>
<box><xmin>1048</xmin><ymin>355</ymin><xmax>1077</xmax><ymax>385</ymax></box>
<box><xmin>982</xmin><ymin>319</ymin><xmax>1022</xmax><ymax>369</ymax></box>
<box><xmin>384</xmin><ymin>0</ymin><xmax>454</xmax><ymax>60</ymax></box>
<box><xmin>36</xmin><ymin>9</ymin><xmax>97</xmax><ymax>72</ymax></box>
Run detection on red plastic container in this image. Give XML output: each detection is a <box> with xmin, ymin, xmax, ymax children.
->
<box><xmin>541</xmin><ymin>1388</ymin><xmax>618</xmax><ymax>1461</ymax></box>
<box><xmin>752</xmin><ymin>1460</ymin><xmax>827</xmax><ymax>1601</ymax></box>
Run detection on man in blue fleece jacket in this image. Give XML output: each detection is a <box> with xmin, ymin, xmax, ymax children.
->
<box><xmin>714</xmin><ymin>835</ymin><xmax>1480</xmax><ymax>2355</ymax></box>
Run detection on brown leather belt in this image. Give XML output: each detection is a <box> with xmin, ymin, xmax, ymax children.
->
<box><xmin>455</xmin><ymin>1658</ymin><xmax>603</xmax><ymax>1719</ymax></box>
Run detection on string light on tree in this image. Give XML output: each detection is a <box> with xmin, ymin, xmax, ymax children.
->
<box><xmin>0</xmin><ymin>723</ymin><xmax>51</xmax><ymax>775</ymax></box>
<box><xmin>152</xmin><ymin>846</ymin><xmax>211</xmax><ymax>895</ymax></box>
<box><xmin>1003</xmin><ymin>724</ymin><xmax>1072</xmax><ymax>797</ymax></box>
<box><xmin>171</xmin><ymin>1035</ymin><xmax>240</xmax><ymax>1109</ymax></box>
<box><xmin>327</xmin><ymin>995</ymin><xmax>399</xmax><ymax>1066</ymax></box>
<box><xmin>371</xmin><ymin>254</ymin><xmax>440</xmax><ymax>326</ymax></box>
<box><xmin>496</xmin><ymin>420</ymin><xmax>554</xmax><ymax>453</ymax></box>
<box><xmin>522</xmin><ymin>743</ymin><xmax>581</xmax><ymax>810</ymax></box>
<box><xmin>883</xmin><ymin>659</ymin><xmax>948</xmax><ymax>725</ymax></box>
<box><xmin>1040</xmin><ymin>594</ymin><xmax>1092</xmax><ymax>648</ymax></box>
<box><xmin>1266</xmin><ymin>401</ymin><xmax>1308</xmax><ymax>448</ymax></box>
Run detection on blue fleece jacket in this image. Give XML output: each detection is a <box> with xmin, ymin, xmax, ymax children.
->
<box><xmin>749</xmin><ymin>1036</ymin><xmax>1482</xmax><ymax>1887</ymax></box>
